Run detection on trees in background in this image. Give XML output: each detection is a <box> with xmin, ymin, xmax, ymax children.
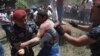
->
<box><xmin>15</xmin><ymin>0</ymin><xmax>82</xmax><ymax>9</ymax></box>
<box><xmin>16</xmin><ymin>0</ymin><xmax>26</xmax><ymax>9</ymax></box>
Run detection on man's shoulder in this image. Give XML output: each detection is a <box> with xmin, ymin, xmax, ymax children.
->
<box><xmin>40</xmin><ymin>21</ymin><xmax>50</xmax><ymax>29</ymax></box>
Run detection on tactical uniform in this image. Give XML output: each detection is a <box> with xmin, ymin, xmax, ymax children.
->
<box><xmin>87</xmin><ymin>24</ymin><xmax>100</xmax><ymax>56</ymax></box>
<box><xmin>8</xmin><ymin>22</ymin><xmax>37</xmax><ymax>56</ymax></box>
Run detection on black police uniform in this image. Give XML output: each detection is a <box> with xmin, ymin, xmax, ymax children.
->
<box><xmin>87</xmin><ymin>23</ymin><xmax>100</xmax><ymax>56</ymax></box>
<box><xmin>8</xmin><ymin>22</ymin><xmax>37</xmax><ymax>56</ymax></box>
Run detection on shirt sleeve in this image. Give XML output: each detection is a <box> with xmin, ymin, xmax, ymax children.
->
<box><xmin>87</xmin><ymin>27</ymin><xmax>100</xmax><ymax>41</ymax></box>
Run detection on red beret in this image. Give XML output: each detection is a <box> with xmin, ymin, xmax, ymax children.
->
<box><xmin>96</xmin><ymin>0</ymin><xmax>100</xmax><ymax>2</ymax></box>
<box><xmin>12</xmin><ymin>9</ymin><xmax>26</xmax><ymax>22</ymax></box>
<box><xmin>95</xmin><ymin>0</ymin><xmax>100</xmax><ymax>4</ymax></box>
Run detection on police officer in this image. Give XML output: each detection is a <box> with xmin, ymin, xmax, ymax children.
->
<box><xmin>8</xmin><ymin>9</ymin><xmax>37</xmax><ymax>56</ymax></box>
<box><xmin>19</xmin><ymin>10</ymin><xmax>60</xmax><ymax>56</ymax></box>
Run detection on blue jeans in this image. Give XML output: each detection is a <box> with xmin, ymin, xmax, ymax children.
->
<box><xmin>37</xmin><ymin>43</ymin><xmax>60</xmax><ymax>56</ymax></box>
<box><xmin>0</xmin><ymin>43</ymin><xmax>4</xmax><ymax>56</ymax></box>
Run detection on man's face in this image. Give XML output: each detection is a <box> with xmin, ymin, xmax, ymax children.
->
<box><xmin>15</xmin><ymin>17</ymin><xmax>27</xmax><ymax>28</ymax></box>
<box><xmin>91</xmin><ymin>5</ymin><xmax>100</xmax><ymax>22</ymax></box>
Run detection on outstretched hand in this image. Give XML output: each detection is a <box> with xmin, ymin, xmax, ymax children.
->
<box><xmin>69</xmin><ymin>21</ymin><xmax>78</xmax><ymax>28</ymax></box>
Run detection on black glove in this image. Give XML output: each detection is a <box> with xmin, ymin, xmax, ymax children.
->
<box><xmin>55</xmin><ymin>24</ymin><xmax>65</xmax><ymax>35</ymax></box>
<box><xmin>69</xmin><ymin>21</ymin><xmax>78</xmax><ymax>28</ymax></box>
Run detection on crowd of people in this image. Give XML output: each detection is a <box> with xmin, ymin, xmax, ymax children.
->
<box><xmin>64</xmin><ymin>0</ymin><xmax>93</xmax><ymax>24</ymax></box>
<box><xmin>0</xmin><ymin>0</ymin><xmax>100</xmax><ymax>56</ymax></box>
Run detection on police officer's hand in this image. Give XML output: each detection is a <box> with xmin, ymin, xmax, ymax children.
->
<box><xmin>18</xmin><ymin>48</ymin><xmax>25</xmax><ymax>55</ymax></box>
<box><xmin>55</xmin><ymin>24</ymin><xmax>65</xmax><ymax>35</ymax></box>
<box><xmin>14</xmin><ymin>42</ymin><xmax>26</xmax><ymax>49</ymax></box>
<box><xmin>20</xmin><ymin>43</ymin><xmax>28</xmax><ymax>48</ymax></box>
<box><xmin>69</xmin><ymin>21</ymin><xmax>78</xmax><ymax>28</ymax></box>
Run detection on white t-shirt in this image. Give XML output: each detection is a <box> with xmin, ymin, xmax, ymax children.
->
<box><xmin>47</xmin><ymin>10</ymin><xmax>53</xmax><ymax>20</ymax></box>
<box><xmin>85</xmin><ymin>0</ymin><xmax>93</xmax><ymax>10</ymax></box>
<box><xmin>0</xmin><ymin>13</ymin><xmax>10</xmax><ymax>25</ymax></box>
<box><xmin>33</xmin><ymin>10</ymin><xmax>38</xmax><ymax>20</ymax></box>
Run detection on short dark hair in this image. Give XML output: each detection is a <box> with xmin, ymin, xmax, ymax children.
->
<box><xmin>37</xmin><ymin>10</ymin><xmax>48</xmax><ymax>19</ymax></box>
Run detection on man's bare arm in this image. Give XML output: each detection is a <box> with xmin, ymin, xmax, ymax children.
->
<box><xmin>63</xmin><ymin>33</ymin><xmax>96</xmax><ymax>46</ymax></box>
<box><xmin>19</xmin><ymin>24</ymin><xmax>48</xmax><ymax>48</ymax></box>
